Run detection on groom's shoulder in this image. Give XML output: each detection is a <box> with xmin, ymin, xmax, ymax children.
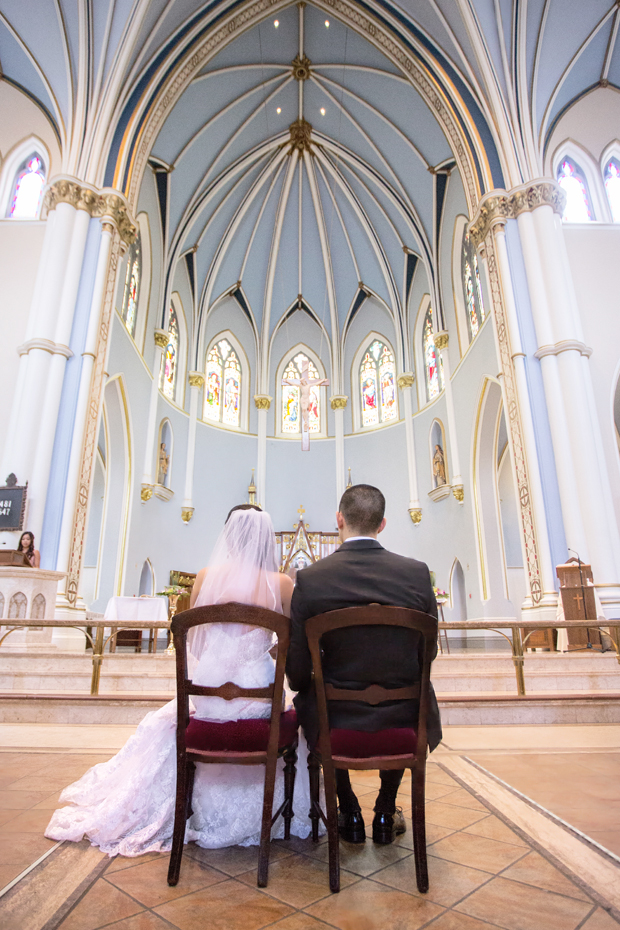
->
<box><xmin>299</xmin><ymin>545</ymin><xmax>430</xmax><ymax>577</ymax></box>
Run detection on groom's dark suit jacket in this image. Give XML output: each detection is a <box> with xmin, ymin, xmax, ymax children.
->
<box><xmin>286</xmin><ymin>538</ymin><xmax>442</xmax><ymax>752</ymax></box>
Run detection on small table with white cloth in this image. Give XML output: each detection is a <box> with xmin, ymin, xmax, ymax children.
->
<box><xmin>103</xmin><ymin>596</ymin><xmax>169</xmax><ymax>653</ymax></box>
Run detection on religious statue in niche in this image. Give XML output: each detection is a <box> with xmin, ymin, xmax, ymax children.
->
<box><xmin>282</xmin><ymin>357</ymin><xmax>329</xmax><ymax>451</ymax></box>
<box><xmin>157</xmin><ymin>442</ymin><xmax>170</xmax><ymax>486</ymax></box>
<box><xmin>433</xmin><ymin>444</ymin><xmax>447</xmax><ymax>487</ymax></box>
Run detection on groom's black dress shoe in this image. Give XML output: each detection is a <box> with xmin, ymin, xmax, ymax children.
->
<box><xmin>338</xmin><ymin>809</ymin><xmax>366</xmax><ymax>843</ymax></box>
<box><xmin>372</xmin><ymin>808</ymin><xmax>406</xmax><ymax>844</ymax></box>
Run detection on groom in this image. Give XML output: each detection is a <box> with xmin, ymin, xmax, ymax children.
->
<box><xmin>286</xmin><ymin>484</ymin><xmax>441</xmax><ymax>844</ymax></box>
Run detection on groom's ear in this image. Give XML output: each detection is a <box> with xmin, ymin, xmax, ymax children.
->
<box><xmin>336</xmin><ymin>511</ymin><xmax>345</xmax><ymax>530</ymax></box>
<box><xmin>377</xmin><ymin>517</ymin><xmax>387</xmax><ymax>534</ymax></box>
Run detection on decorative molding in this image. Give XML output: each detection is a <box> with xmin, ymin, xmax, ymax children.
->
<box><xmin>434</xmin><ymin>332</ymin><xmax>449</xmax><ymax>351</ymax></box>
<box><xmin>289</xmin><ymin>118</ymin><xmax>313</xmax><ymax>152</ymax></box>
<box><xmin>254</xmin><ymin>394</ymin><xmax>272</xmax><ymax>410</ymax></box>
<box><xmin>428</xmin><ymin>484</ymin><xmax>451</xmax><ymax>502</ymax></box>
<box><xmin>408</xmin><ymin>507</ymin><xmax>422</xmax><ymax>525</ymax></box>
<box><xmin>330</xmin><ymin>395</ymin><xmax>348</xmax><ymax>410</ymax></box>
<box><xmin>153</xmin><ymin>484</ymin><xmax>174</xmax><ymax>502</ymax></box>
<box><xmin>397</xmin><ymin>373</ymin><xmax>415</xmax><ymax>390</ymax></box>
<box><xmin>154</xmin><ymin>329</ymin><xmax>169</xmax><ymax>349</ymax></box>
<box><xmin>534</xmin><ymin>339</ymin><xmax>592</xmax><ymax>360</ymax></box>
<box><xmin>292</xmin><ymin>53</ymin><xmax>311</xmax><ymax>81</ymax></box>
<box><xmin>469</xmin><ymin>180</ymin><xmax>567</xmax><ymax>250</ymax></box>
<box><xmin>17</xmin><ymin>338</ymin><xmax>72</xmax><ymax>359</ymax></box>
<box><xmin>188</xmin><ymin>371</ymin><xmax>205</xmax><ymax>388</ymax></box>
<box><xmin>452</xmin><ymin>485</ymin><xmax>464</xmax><ymax>503</ymax></box>
<box><xmin>43</xmin><ymin>179</ymin><xmax>137</xmax><ymax>245</ymax></box>
<box><xmin>140</xmin><ymin>485</ymin><xmax>153</xmax><ymax>502</ymax></box>
<box><xmin>181</xmin><ymin>507</ymin><xmax>194</xmax><ymax>523</ymax></box>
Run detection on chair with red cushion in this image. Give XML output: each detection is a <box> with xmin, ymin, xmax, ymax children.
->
<box><xmin>167</xmin><ymin>602</ymin><xmax>297</xmax><ymax>888</ymax></box>
<box><xmin>305</xmin><ymin>605</ymin><xmax>437</xmax><ymax>894</ymax></box>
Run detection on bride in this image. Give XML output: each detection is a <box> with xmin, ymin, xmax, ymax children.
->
<box><xmin>45</xmin><ymin>504</ymin><xmax>313</xmax><ymax>856</ymax></box>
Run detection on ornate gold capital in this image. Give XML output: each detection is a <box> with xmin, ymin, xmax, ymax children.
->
<box><xmin>434</xmin><ymin>331</ymin><xmax>449</xmax><ymax>351</ymax></box>
<box><xmin>96</xmin><ymin>193</ymin><xmax>137</xmax><ymax>246</ymax></box>
<box><xmin>289</xmin><ymin>118</ymin><xmax>312</xmax><ymax>153</ymax></box>
<box><xmin>330</xmin><ymin>395</ymin><xmax>348</xmax><ymax>410</ymax></box>
<box><xmin>188</xmin><ymin>371</ymin><xmax>205</xmax><ymax>388</ymax></box>
<box><xmin>141</xmin><ymin>485</ymin><xmax>153</xmax><ymax>502</ymax></box>
<box><xmin>154</xmin><ymin>329</ymin><xmax>169</xmax><ymax>349</ymax></box>
<box><xmin>469</xmin><ymin>180</ymin><xmax>567</xmax><ymax>250</ymax></box>
<box><xmin>292</xmin><ymin>53</ymin><xmax>311</xmax><ymax>81</ymax></box>
<box><xmin>181</xmin><ymin>507</ymin><xmax>194</xmax><ymax>523</ymax></box>
<box><xmin>408</xmin><ymin>508</ymin><xmax>422</xmax><ymax>525</ymax></box>
<box><xmin>254</xmin><ymin>394</ymin><xmax>272</xmax><ymax>410</ymax></box>
<box><xmin>43</xmin><ymin>179</ymin><xmax>137</xmax><ymax>245</ymax></box>
<box><xmin>397</xmin><ymin>373</ymin><xmax>415</xmax><ymax>390</ymax></box>
<box><xmin>452</xmin><ymin>485</ymin><xmax>464</xmax><ymax>503</ymax></box>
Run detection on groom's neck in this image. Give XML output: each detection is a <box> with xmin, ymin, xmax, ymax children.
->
<box><xmin>339</xmin><ymin>526</ymin><xmax>378</xmax><ymax>543</ymax></box>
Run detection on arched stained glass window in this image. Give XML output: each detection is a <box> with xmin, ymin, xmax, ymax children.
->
<box><xmin>359</xmin><ymin>339</ymin><xmax>398</xmax><ymax>427</ymax></box>
<box><xmin>604</xmin><ymin>158</ymin><xmax>620</xmax><ymax>223</ymax></box>
<box><xmin>557</xmin><ymin>159</ymin><xmax>592</xmax><ymax>222</ymax></box>
<box><xmin>161</xmin><ymin>307</ymin><xmax>179</xmax><ymax>399</ymax></box>
<box><xmin>423</xmin><ymin>308</ymin><xmax>443</xmax><ymax>401</ymax></box>
<box><xmin>462</xmin><ymin>231</ymin><xmax>486</xmax><ymax>341</ymax></box>
<box><xmin>121</xmin><ymin>234</ymin><xmax>141</xmax><ymax>337</ymax></box>
<box><xmin>282</xmin><ymin>352</ymin><xmax>321</xmax><ymax>434</ymax></box>
<box><xmin>204</xmin><ymin>338</ymin><xmax>241</xmax><ymax>427</ymax></box>
<box><xmin>7</xmin><ymin>155</ymin><xmax>46</xmax><ymax>218</ymax></box>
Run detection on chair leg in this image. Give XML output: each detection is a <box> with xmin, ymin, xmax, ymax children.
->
<box><xmin>411</xmin><ymin>764</ymin><xmax>429</xmax><ymax>894</ymax></box>
<box><xmin>308</xmin><ymin>750</ymin><xmax>321</xmax><ymax>843</ymax></box>
<box><xmin>257</xmin><ymin>751</ymin><xmax>279</xmax><ymax>888</ymax></box>
<box><xmin>322</xmin><ymin>760</ymin><xmax>340</xmax><ymax>894</ymax></box>
<box><xmin>167</xmin><ymin>759</ymin><xmax>194</xmax><ymax>886</ymax></box>
<box><xmin>282</xmin><ymin>745</ymin><xmax>297</xmax><ymax>840</ymax></box>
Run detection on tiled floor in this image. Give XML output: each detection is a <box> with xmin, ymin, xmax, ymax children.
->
<box><xmin>1</xmin><ymin>748</ymin><xmax>618</xmax><ymax>930</ymax></box>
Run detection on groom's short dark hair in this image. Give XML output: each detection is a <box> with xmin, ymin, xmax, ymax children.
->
<box><xmin>339</xmin><ymin>484</ymin><xmax>385</xmax><ymax>534</ymax></box>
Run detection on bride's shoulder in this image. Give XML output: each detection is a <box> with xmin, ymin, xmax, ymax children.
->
<box><xmin>277</xmin><ymin>571</ymin><xmax>294</xmax><ymax>595</ymax></box>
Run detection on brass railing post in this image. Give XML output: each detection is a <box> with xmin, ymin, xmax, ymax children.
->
<box><xmin>511</xmin><ymin>626</ymin><xmax>526</xmax><ymax>696</ymax></box>
<box><xmin>90</xmin><ymin>626</ymin><xmax>105</xmax><ymax>695</ymax></box>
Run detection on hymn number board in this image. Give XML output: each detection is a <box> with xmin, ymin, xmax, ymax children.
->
<box><xmin>0</xmin><ymin>476</ymin><xmax>27</xmax><ymax>531</ymax></box>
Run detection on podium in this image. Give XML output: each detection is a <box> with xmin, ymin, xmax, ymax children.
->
<box><xmin>0</xmin><ymin>550</ymin><xmax>31</xmax><ymax>567</ymax></box>
<box><xmin>556</xmin><ymin>559</ymin><xmax>603</xmax><ymax>650</ymax></box>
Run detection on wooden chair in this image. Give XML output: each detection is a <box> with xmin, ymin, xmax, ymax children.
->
<box><xmin>305</xmin><ymin>605</ymin><xmax>438</xmax><ymax>894</ymax></box>
<box><xmin>167</xmin><ymin>602</ymin><xmax>298</xmax><ymax>888</ymax></box>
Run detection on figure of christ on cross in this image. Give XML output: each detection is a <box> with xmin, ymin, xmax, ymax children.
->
<box><xmin>282</xmin><ymin>359</ymin><xmax>329</xmax><ymax>451</ymax></box>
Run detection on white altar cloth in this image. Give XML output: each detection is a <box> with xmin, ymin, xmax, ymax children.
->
<box><xmin>103</xmin><ymin>596</ymin><xmax>168</xmax><ymax>626</ymax></box>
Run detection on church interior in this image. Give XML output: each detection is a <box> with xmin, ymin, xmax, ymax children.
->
<box><xmin>0</xmin><ymin>0</ymin><xmax>620</xmax><ymax>926</ymax></box>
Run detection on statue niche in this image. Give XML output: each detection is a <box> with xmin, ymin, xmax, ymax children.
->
<box><xmin>428</xmin><ymin>419</ymin><xmax>451</xmax><ymax>501</ymax></box>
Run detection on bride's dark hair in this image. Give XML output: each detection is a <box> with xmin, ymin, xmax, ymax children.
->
<box><xmin>225</xmin><ymin>503</ymin><xmax>262</xmax><ymax>523</ymax></box>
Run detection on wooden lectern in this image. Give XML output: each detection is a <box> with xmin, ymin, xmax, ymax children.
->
<box><xmin>0</xmin><ymin>550</ymin><xmax>31</xmax><ymax>567</ymax></box>
<box><xmin>556</xmin><ymin>559</ymin><xmax>603</xmax><ymax>650</ymax></box>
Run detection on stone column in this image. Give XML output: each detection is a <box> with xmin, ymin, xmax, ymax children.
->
<box><xmin>182</xmin><ymin>372</ymin><xmax>204</xmax><ymax>523</ymax></box>
<box><xmin>398</xmin><ymin>373</ymin><xmax>422</xmax><ymax>524</ymax></box>
<box><xmin>254</xmin><ymin>395</ymin><xmax>271</xmax><ymax>508</ymax></box>
<box><xmin>433</xmin><ymin>333</ymin><xmax>464</xmax><ymax>502</ymax></box>
<box><xmin>141</xmin><ymin>330</ymin><xmax>168</xmax><ymax>501</ymax></box>
<box><xmin>331</xmin><ymin>395</ymin><xmax>348</xmax><ymax>507</ymax></box>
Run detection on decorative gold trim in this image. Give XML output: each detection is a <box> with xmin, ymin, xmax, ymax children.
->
<box><xmin>292</xmin><ymin>53</ymin><xmax>311</xmax><ymax>81</ymax></box>
<box><xmin>434</xmin><ymin>331</ymin><xmax>449</xmax><ymax>351</ymax></box>
<box><xmin>469</xmin><ymin>180</ymin><xmax>567</xmax><ymax>251</ymax></box>
<box><xmin>154</xmin><ymin>329</ymin><xmax>169</xmax><ymax>349</ymax></box>
<box><xmin>188</xmin><ymin>371</ymin><xmax>205</xmax><ymax>388</ymax></box>
<box><xmin>408</xmin><ymin>508</ymin><xmax>422</xmax><ymax>525</ymax></box>
<box><xmin>330</xmin><ymin>395</ymin><xmax>348</xmax><ymax>410</ymax></box>
<box><xmin>452</xmin><ymin>485</ymin><xmax>464</xmax><ymax>503</ymax></box>
<box><xmin>141</xmin><ymin>485</ymin><xmax>153</xmax><ymax>502</ymax></box>
<box><xmin>397</xmin><ymin>373</ymin><xmax>415</xmax><ymax>390</ymax></box>
<box><xmin>181</xmin><ymin>507</ymin><xmax>194</xmax><ymax>523</ymax></box>
<box><xmin>43</xmin><ymin>179</ymin><xmax>137</xmax><ymax>245</ymax></box>
<box><xmin>289</xmin><ymin>118</ymin><xmax>313</xmax><ymax>152</ymax></box>
<box><xmin>254</xmin><ymin>394</ymin><xmax>272</xmax><ymax>410</ymax></box>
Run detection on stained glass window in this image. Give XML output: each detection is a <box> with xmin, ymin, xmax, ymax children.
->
<box><xmin>282</xmin><ymin>352</ymin><xmax>321</xmax><ymax>434</ymax></box>
<box><xmin>204</xmin><ymin>338</ymin><xmax>241</xmax><ymax>427</ymax></box>
<box><xmin>423</xmin><ymin>309</ymin><xmax>443</xmax><ymax>401</ymax></box>
<box><xmin>462</xmin><ymin>231</ymin><xmax>486</xmax><ymax>341</ymax></box>
<box><xmin>7</xmin><ymin>155</ymin><xmax>46</xmax><ymax>218</ymax></box>
<box><xmin>557</xmin><ymin>159</ymin><xmax>592</xmax><ymax>222</ymax></box>
<box><xmin>604</xmin><ymin>158</ymin><xmax>620</xmax><ymax>223</ymax></box>
<box><xmin>359</xmin><ymin>339</ymin><xmax>398</xmax><ymax>427</ymax></box>
<box><xmin>161</xmin><ymin>307</ymin><xmax>179</xmax><ymax>399</ymax></box>
<box><xmin>121</xmin><ymin>234</ymin><xmax>141</xmax><ymax>337</ymax></box>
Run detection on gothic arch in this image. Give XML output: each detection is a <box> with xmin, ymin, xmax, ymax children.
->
<box><xmin>275</xmin><ymin>343</ymin><xmax>328</xmax><ymax>439</ymax></box>
<box><xmin>0</xmin><ymin>135</ymin><xmax>50</xmax><ymax>218</ymax></box>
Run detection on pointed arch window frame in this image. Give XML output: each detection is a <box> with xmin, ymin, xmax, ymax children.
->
<box><xmin>159</xmin><ymin>292</ymin><xmax>187</xmax><ymax>408</ymax></box>
<box><xmin>275</xmin><ymin>343</ymin><xmax>329</xmax><ymax>440</ymax></box>
<box><xmin>461</xmin><ymin>228</ymin><xmax>487</xmax><ymax>343</ymax></box>
<box><xmin>551</xmin><ymin>141</ymin><xmax>610</xmax><ymax>223</ymax></box>
<box><xmin>202</xmin><ymin>330</ymin><xmax>250</xmax><ymax>432</ymax></box>
<box><xmin>0</xmin><ymin>138</ymin><xmax>51</xmax><ymax>220</ymax></box>
<box><xmin>120</xmin><ymin>232</ymin><xmax>141</xmax><ymax>338</ymax></box>
<box><xmin>350</xmin><ymin>331</ymin><xmax>400</xmax><ymax>433</ymax></box>
<box><xmin>601</xmin><ymin>142</ymin><xmax>620</xmax><ymax>224</ymax></box>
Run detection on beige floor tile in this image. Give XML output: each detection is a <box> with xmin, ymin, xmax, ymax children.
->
<box><xmin>0</xmin><ymin>809</ymin><xmax>18</xmax><ymax>826</ymax></box>
<box><xmin>33</xmin><ymin>792</ymin><xmax>67</xmax><ymax>810</ymax></box>
<box><xmin>88</xmin><ymin>915</ymin><xmax>172</xmax><ymax>930</ymax></box>
<box><xmin>154</xmin><ymin>877</ymin><xmax>294</xmax><ymax>930</ymax></box>
<box><xmin>0</xmin><ymin>789</ymin><xmax>51</xmax><ymax>809</ymax></box>
<box><xmin>105</xmin><ymin>852</ymin><xmax>166</xmax><ymax>874</ymax></box>
<box><xmin>270</xmin><ymin>914</ymin><xmax>337</xmax><ymax>929</ymax></box>
<box><xmin>57</xmin><ymin>878</ymin><xmax>144</xmax><ymax>930</ymax></box>
<box><xmin>462</xmin><ymin>815</ymin><xmax>528</xmax><ymax>848</ymax></box>
<box><xmin>586</xmin><ymin>831</ymin><xmax>620</xmax><ymax>857</ymax></box>
<box><xmin>185</xmin><ymin>841</ymin><xmax>293</xmax><ymax>876</ymax></box>
<box><xmin>0</xmin><ymin>807</ymin><xmax>55</xmax><ymax>833</ymax></box>
<box><xmin>373</xmin><ymin>852</ymin><xmax>492</xmax><ymax>907</ymax></box>
<box><xmin>106</xmin><ymin>852</ymin><xmax>227</xmax><ymax>907</ymax></box>
<box><xmin>305</xmin><ymin>877</ymin><xmax>444</xmax><ymax>930</ymax></box>
<box><xmin>303</xmin><ymin>833</ymin><xmax>413</xmax><ymax>876</ymax></box>
<box><xmin>580</xmin><ymin>908</ymin><xmax>620</xmax><ymax>929</ymax></box>
<box><xmin>0</xmin><ymin>831</ymin><xmax>57</xmax><ymax>868</ymax></box>
<box><xmin>500</xmin><ymin>851</ymin><xmax>591</xmax><ymax>902</ymax></box>
<box><xmin>424</xmin><ymin>801</ymin><xmax>488</xmax><ymax>831</ymax></box>
<box><xmin>362</xmin><ymin>816</ymin><xmax>455</xmax><ymax>851</ymax></box>
<box><xmin>3</xmin><ymin>774</ymin><xmax>74</xmax><ymax>791</ymax></box>
<box><xmin>349</xmin><ymin>772</ymin><xmax>381</xmax><ymax>789</ymax></box>
<box><xmin>427</xmin><ymin>768</ymin><xmax>460</xmax><ymax>788</ymax></box>
<box><xmin>437</xmin><ymin>788</ymin><xmax>489</xmax><ymax>812</ymax></box>
<box><xmin>424</xmin><ymin>782</ymin><xmax>464</xmax><ymax>802</ymax></box>
<box><xmin>455</xmin><ymin>875</ymin><xmax>593</xmax><ymax>930</ymax></box>
<box><xmin>420</xmin><ymin>909</ymin><xmax>506</xmax><ymax>930</ymax></box>
<box><xmin>237</xmin><ymin>852</ymin><xmax>358</xmax><ymax>907</ymax></box>
<box><xmin>428</xmin><ymin>832</ymin><xmax>527</xmax><ymax>873</ymax></box>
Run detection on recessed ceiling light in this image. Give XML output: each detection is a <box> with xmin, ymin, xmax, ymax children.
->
<box><xmin>276</xmin><ymin>107</ymin><xmax>281</xmax><ymax>114</ymax></box>
<box><xmin>320</xmin><ymin>107</ymin><xmax>326</xmax><ymax>115</ymax></box>
<box><xmin>325</xmin><ymin>20</ymin><xmax>330</xmax><ymax>27</ymax></box>
<box><xmin>274</xmin><ymin>19</ymin><xmax>279</xmax><ymax>27</ymax></box>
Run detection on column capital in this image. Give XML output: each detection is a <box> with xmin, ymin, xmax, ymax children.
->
<box><xmin>434</xmin><ymin>331</ymin><xmax>449</xmax><ymax>351</ymax></box>
<box><xmin>141</xmin><ymin>485</ymin><xmax>153</xmax><ymax>502</ymax></box>
<box><xmin>181</xmin><ymin>507</ymin><xmax>194</xmax><ymax>523</ymax></box>
<box><xmin>254</xmin><ymin>394</ymin><xmax>272</xmax><ymax>410</ymax></box>
<box><xmin>330</xmin><ymin>395</ymin><xmax>348</xmax><ymax>410</ymax></box>
<box><xmin>397</xmin><ymin>372</ymin><xmax>415</xmax><ymax>390</ymax></box>
<box><xmin>452</xmin><ymin>485</ymin><xmax>465</xmax><ymax>503</ymax></box>
<box><xmin>188</xmin><ymin>371</ymin><xmax>205</xmax><ymax>388</ymax></box>
<box><xmin>469</xmin><ymin>179</ymin><xmax>566</xmax><ymax>250</ymax></box>
<box><xmin>42</xmin><ymin>177</ymin><xmax>138</xmax><ymax>246</ymax></box>
<box><xmin>154</xmin><ymin>329</ymin><xmax>169</xmax><ymax>349</ymax></box>
<box><xmin>408</xmin><ymin>507</ymin><xmax>422</xmax><ymax>525</ymax></box>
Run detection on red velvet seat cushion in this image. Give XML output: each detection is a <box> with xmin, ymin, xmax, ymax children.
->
<box><xmin>329</xmin><ymin>727</ymin><xmax>417</xmax><ymax>759</ymax></box>
<box><xmin>185</xmin><ymin>709</ymin><xmax>298</xmax><ymax>753</ymax></box>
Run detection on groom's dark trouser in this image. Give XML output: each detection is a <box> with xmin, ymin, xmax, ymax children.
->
<box><xmin>336</xmin><ymin>768</ymin><xmax>404</xmax><ymax>814</ymax></box>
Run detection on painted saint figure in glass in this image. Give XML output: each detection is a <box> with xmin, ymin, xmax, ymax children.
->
<box><xmin>8</xmin><ymin>155</ymin><xmax>46</xmax><ymax>218</ymax></box>
<box><xmin>121</xmin><ymin>234</ymin><xmax>141</xmax><ymax>337</ymax></box>
<box><xmin>557</xmin><ymin>159</ymin><xmax>592</xmax><ymax>223</ymax></box>
<box><xmin>604</xmin><ymin>158</ymin><xmax>620</xmax><ymax>223</ymax></box>
<box><xmin>359</xmin><ymin>339</ymin><xmax>398</xmax><ymax>427</ymax></box>
<box><xmin>281</xmin><ymin>352</ymin><xmax>327</xmax><ymax>449</ymax></box>
<box><xmin>204</xmin><ymin>338</ymin><xmax>241</xmax><ymax>427</ymax></box>
<box><xmin>462</xmin><ymin>231</ymin><xmax>485</xmax><ymax>341</ymax></box>
<box><xmin>423</xmin><ymin>309</ymin><xmax>443</xmax><ymax>401</ymax></box>
<box><xmin>162</xmin><ymin>307</ymin><xmax>179</xmax><ymax>399</ymax></box>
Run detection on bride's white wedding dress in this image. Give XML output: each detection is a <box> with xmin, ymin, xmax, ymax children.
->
<box><xmin>45</xmin><ymin>509</ymin><xmax>314</xmax><ymax>856</ymax></box>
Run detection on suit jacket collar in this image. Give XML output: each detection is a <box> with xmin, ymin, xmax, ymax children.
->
<box><xmin>337</xmin><ymin>538</ymin><xmax>384</xmax><ymax>551</ymax></box>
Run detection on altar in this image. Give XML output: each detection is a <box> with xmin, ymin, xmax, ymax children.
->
<box><xmin>275</xmin><ymin>507</ymin><xmax>339</xmax><ymax>577</ymax></box>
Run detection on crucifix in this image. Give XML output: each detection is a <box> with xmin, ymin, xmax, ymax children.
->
<box><xmin>282</xmin><ymin>358</ymin><xmax>329</xmax><ymax>451</ymax></box>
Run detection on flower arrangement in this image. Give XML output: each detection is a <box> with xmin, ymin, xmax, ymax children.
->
<box><xmin>156</xmin><ymin>585</ymin><xmax>188</xmax><ymax>597</ymax></box>
<box><xmin>433</xmin><ymin>587</ymin><xmax>448</xmax><ymax>601</ymax></box>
